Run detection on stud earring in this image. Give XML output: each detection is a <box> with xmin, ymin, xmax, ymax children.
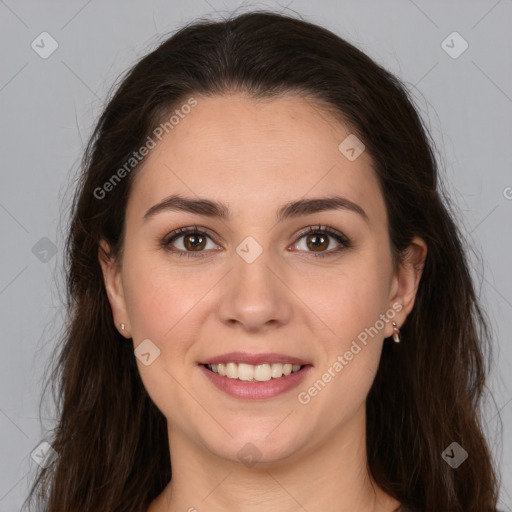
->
<box><xmin>392</xmin><ymin>321</ymin><xmax>401</xmax><ymax>343</ymax></box>
<box><xmin>120</xmin><ymin>323</ymin><xmax>125</xmax><ymax>331</ymax></box>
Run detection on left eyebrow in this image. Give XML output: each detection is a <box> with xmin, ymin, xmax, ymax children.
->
<box><xmin>143</xmin><ymin>193</ymin><xmax>370</xmax><ymax>224</ymax></box>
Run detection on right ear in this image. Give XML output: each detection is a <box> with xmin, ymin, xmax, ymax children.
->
<box><xmin>98</xmin><ymin>239</ymin><xmax>131</xmax><ymax>338</ymax></box>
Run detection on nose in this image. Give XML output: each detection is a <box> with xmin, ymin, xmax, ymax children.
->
<box><xmin>215</xmin><ymin>244</ymin><xmax>293</xmax><ymax>333</ymax></box>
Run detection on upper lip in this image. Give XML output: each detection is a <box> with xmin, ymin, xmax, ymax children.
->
<box><xmin>199</xmin><ymin>352</ymin><xmax>311</xmax><ymax>366</ymax></box>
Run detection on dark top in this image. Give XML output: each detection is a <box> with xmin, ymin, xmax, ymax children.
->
<box><xmin>396</xmin><ymin>505</ymin><xmax>503</xmax><ymax>512</ymax></box>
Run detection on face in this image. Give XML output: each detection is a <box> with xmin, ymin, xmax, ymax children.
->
<box><xmin>100</xmin><ymin>93</ymin><xmax>425</xmax><ymax>465</ymax></box>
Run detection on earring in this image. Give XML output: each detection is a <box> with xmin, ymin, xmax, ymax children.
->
<box><xmin>120</xmin><ymin>323</ymin><xmax>125</xmax><ymax>331</ymax></box>
<box><xmin>392</xmin><ymin>322</ymin><xmax>401</xmax><ymax>343</ymax></box>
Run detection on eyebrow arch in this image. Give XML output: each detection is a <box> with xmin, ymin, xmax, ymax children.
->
<box><xmin>143</xmin><ymin>194</ymin><xmax>369</xmax><ymax>223</ymax></box>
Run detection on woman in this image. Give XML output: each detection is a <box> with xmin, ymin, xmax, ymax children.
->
<box><xmin>25</xmin><ymin>10</ymin><xmax>502</xmax><ymax>512</ymax></box>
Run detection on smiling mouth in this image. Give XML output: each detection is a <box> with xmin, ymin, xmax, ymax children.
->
<box><xmin>202</xmin><ymin>362</ymin><xmax>306</xmax><ymax>382</ymax></box>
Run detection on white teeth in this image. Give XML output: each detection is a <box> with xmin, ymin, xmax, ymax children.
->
<box><xmin>238</xmin><ymin>363</ymin><xmax>255</xmax><ymax>381</ymax></box>
<box><xmin>271</xmin><ymin>363</ymin><xmax>283</xmax><ymax>378</ymax></box>
<box><xmin>226</xmin><ymin>362</ymin><xmax>237</xmax><ymax>379</ymax></box>
<box><xmin>206</xmin><ymin>362</ymin><xmax>304</xmax><ymax>381</ymax></box>
<box><xmin>254</xmin><ymin>364</ymin><xmax>272</xmax><ymax>381</ymax></box>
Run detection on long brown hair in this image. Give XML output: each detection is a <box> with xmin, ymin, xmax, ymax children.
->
<box><xmin>24</xmin><ymin>10</ymin><xmax>502</xmax><ymax>512</ymax></box>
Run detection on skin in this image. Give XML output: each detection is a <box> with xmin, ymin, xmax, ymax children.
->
<box><xmin>99</xmin><ymin>93</ymin><xmax>427</xmax><ymax>512</ymax></box>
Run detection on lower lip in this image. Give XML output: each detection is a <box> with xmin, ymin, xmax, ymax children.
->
<box><xmin>198</xmin><ymin>364</ymin><xmax>313</xmax><ymax>400</ymax></box>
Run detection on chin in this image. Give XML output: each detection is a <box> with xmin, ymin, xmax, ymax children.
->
<box><xmin>208</xmin><ymin>426</ymin><xmax>308</xmax><ymax>466</ymax></box>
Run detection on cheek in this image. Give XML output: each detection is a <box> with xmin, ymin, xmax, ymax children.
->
<box><xmin>121</xmin><ymin>246</ymin><xmax>177</xmax><ymax>335</ymax></box>
<box><xmin>122</xmin><ymin>249</ymin><xmax>219</xmax><ymax>342</ymax></box>
<box><xmin>124</xmin><ymin>266</ymin><xmax>174</xmax><ymax>338</ymax></box>
<box><xmin>302</xmin><ymin>253</ymin><xmax>392</xmax><ymax>394</ymax></box>
<box><xmin>301</xmin><ymin>286</ymin><xmax>389</xmax><ymax>423</ymax></box>
<box><xmin>307</xmin><ymin>256</ymin><xmax>391</xmax><ymax>339</ymax></box>
<box><xmin>120</xmin><ymin>252</ymin><xmax>203</xmax><ymax>420</ymax></box>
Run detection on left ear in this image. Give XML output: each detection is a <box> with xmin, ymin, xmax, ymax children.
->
<box><xmin>386</xmin><ymin>236</ymin><xmax>427</xmax><ymax>335</ymax></box>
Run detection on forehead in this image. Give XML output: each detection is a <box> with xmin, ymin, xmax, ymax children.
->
<box><xmin>127</xmin><ymin>93</ymin><xmax>386</xmax><ymax>225</ymax></box>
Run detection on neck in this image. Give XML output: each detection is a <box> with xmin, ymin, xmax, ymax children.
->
<box><xmin>149</xmin><ymin>406</ymin><xmax>400</xmax><ymax>512</ymax></box>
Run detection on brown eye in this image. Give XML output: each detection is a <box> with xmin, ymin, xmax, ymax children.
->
<box><xmin>305</xmin><ymin>233</ymin><xmax>329</xmax><ymax>252</ymax></box>
<box><xmin>162</xmin><ymin>226</ymin><xmax>219</xmax><ymax>258</ymax></box>
<box><xmin>182</xmin><ymin>232</ymin><xmax>207</xmax><ymax>251</ymax></box>
<box><xmin>162</xmin><ymin>224</ymin><xmax>351</xmax><ymax>259</ymax></box>
<box><xmin>293</xmin><ymin>225</ymin><xmax>351</xmax><ymax>257</ymax></box>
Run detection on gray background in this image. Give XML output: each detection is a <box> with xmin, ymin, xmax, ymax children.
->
<box><xmin>1</xmin><ymin>0</ymin><xmax>511</xmax><ymax>510</ymax></box>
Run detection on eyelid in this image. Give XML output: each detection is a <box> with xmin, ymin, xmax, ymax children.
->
<box><xmin>161</xmin><ymin>224</ymin><xmax>351</xmax><ymax>258</ymax></box>
<box><xmin>161</xmin><ymin>225</ymin><xmax>221</xmax><ymax>254</ymax></box>
<box><xmin>291</xmin><ymin>224</ymin><xmax>351</xmax><ymax>257</ymax></box>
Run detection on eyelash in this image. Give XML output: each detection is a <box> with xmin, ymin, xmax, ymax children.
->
<box><xmin>161</xmin><ymin>224</ymin><xmax>351</xmax><ymax>259</ymax></box>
